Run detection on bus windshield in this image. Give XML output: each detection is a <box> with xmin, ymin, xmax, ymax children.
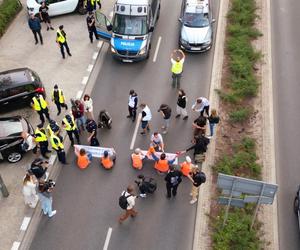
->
<box><xmin>113</xmin><ymin>14</ymin><xmax>147</xmax><ymax>36</ymax></box>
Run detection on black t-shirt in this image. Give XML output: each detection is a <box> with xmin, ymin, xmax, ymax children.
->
<box><xmin>159</xmin><ymin>105</ymin><xmax>172</xmax><ymax>119</ymax></box>
<box><xmin>192</xmin><ymin>171</ymin><xmax>206</xmax><ymax>187</ymax></box>
<box><xmin>177</xmin><ymin>95</ymin><xmax>186</xmax><ymax>108</ymax></box>
<box><xmin>194</xmin><ymin>116</ymin><xmax>207</xmax><ymax>127</ymax></box>
<box><xmin>165</xmin><ymin>170</ymin><xmax>182</xmax><ymax>186</ymax></box>
<box><xmin>86</xmin><ymin>15</ymin><xmax>96</xmax><ymax>29</ymax></box>
<box><xmin>39</xmin><ymin>6</ymin><xmax>49</xmax><ymax>17</ymax></box>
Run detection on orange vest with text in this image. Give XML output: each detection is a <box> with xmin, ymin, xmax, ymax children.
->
<box><xmin>131</xmin><ymin>153</ymin><xmax>143</xmax><ymax>169</ymax></box>
<box><xmin>155</xmin><ymin>159</ymin><xmax>169</xmax><ymax>172</ymax></box>
<box><xmin>101</xmin><ymin>157</ymin><xmax>113</xmax><ymax>169</ymax></box>
<box><xmin>77</xmin><ymin>155</ymin><xmax>89</xmax><ymax>169</ymax></box>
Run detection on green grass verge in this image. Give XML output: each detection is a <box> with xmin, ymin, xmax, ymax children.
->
<box><xmin>0</xmin><ymin>0</ymin><xmax>22</xmax><ymax>37</ymax></box>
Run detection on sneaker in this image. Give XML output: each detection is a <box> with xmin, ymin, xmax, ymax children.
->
<box><xmin>35</xmin><ymin>41</ymin><xmax>38</xmax><ymax>45</ymax></box>
<box><xmin>140</xmin><ymin>193</ymin><xmax>147</xmax><ymax>198</ymax></box>
<box><xmin>183</xmin><ymin>116</ymin><xmax>188</xmax><ymax>120</ymax></box>
<box><xmin>161</xmin><ymin>126</ymin><xmax>166</xmax><ymax>129</ymax></box>
<box><xmin>49</xmin><ymin>210</ymin><xmax>57</xmax><ymax>217</ymax></box>
<box><xmin>146</xmin><ymin>127</ymin><xmax>150</xmax><ymax>131</ymax></box>
<box><xmin>126</xmin><ymin>115</ymin><xmax>132</xmax><ymax>118</ymax></box>
<box><xmin>68</xmin><ymin>53</ymin><xmax>72</xmax><ymax>56</ymax></box>
<box><xmin>47</xmin><ymin>27</ymin><xmax>49</xmax><ymax>31</ymax></box>
<box><xmin>206</xmin><ymin>136</ymin><xmax>212</xmax><ymax>139</ymax></box>
<box><xmin>162</xmin><ymin>130</ymin><xmax>167</xmax><ymax>134</ymax></box>
<box><xmin>175</xmin><ymin>114</ymin><xmax>180</xmax><ymax>118</ymax></box>
<box><xmin>50</xmin><ymin>27</ymin><xmax>54</xmax><ymax>30</ymax></box>
<box><xmin>57</xmin><ymin>112</ymin><xmax>61</xmax><ymax>116</ymax></box>
<box><xmin>190</xmin><ymin>199</ymin><xmax>197</xmax><ymax>204</ymax></box>
<box><xmin>189</xmin><ymin>193</ymin><xmax>193</xmax><ymax>196</ymax></box>
<box><xmin>140</xmin><ymin>131</ymin><xmax>146</xmax><ymax>135</ymax></box>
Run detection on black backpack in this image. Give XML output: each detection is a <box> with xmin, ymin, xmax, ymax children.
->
<box><xmin>119</xmin><ymin>192</ymin><xmax>132</xmax><ymax>210</ymax></box>
<box><xmin>144</xmin><ymin>177</ymin><xmax>157</xmax><ymax>194</ymax></box>
<box><xmin>198</xmin><ymin>172</ymin><xmax>206</xmax><ymax>184</ymax></box>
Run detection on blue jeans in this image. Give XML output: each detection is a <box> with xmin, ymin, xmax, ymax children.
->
<box><xmin>76</xmin><ymin>116</ymin><xmax>86</xmax><ymax>130</ymax></box>
<box><xmin>38</xmin><ymin>193</ymin><xmax>53</xmax><ymax>216</ymax></box>
<box><xmin>209</xmin><ymin>123</ymin><xmax>215</xmax><ymax>136</ymax></box>
<box><xmin>87</xmin><ymin>152</ymin><xmax>92</xmax><ymax>161</ymax></box>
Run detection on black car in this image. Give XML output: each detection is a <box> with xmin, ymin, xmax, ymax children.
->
<box><xmin>0</xmin><ymin>116</ymin><xmax>34</xmax><ymax>163</ymax></box>
<box><xmin>294</xmin><ymin>186</ymin><xmax>300</xmax><ymax>230</ymax></box>
<box><xmin>0</xmin><ymin>68</ymin><xmax>45</xmax><ymax>109</ymax></box>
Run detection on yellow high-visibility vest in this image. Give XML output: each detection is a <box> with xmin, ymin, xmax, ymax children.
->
<box><xmin>51</xmin><ymin>89</ymin><xmax>64</xmax><ymax>104</ymax></box>
<box><xmin>171</xmin><ymin>61</ymin><xmax>183</xmax><ymax>74</ymax></box>
<box><xmin>32</xmin><ymin>96</ymin><xmax>47</xmax><ymax>111</ymax></box>
<box><xmin>56</xmin><ymin>29</ymin><xmax>66</xmax><ymax>43</ymax></box>
<box><xmin>34</xmin><ymin>128</ymin><xmax>47</xmax><ymax>142</ymax></box>
<box><xmin>50</xmin><ymin>134</ymin><xmax>64</xmax><ymax>151</ymax></box>
<box><xmin>63</xmin><ymin>116</ymin><xmax>77</xmax><ymax>131</ymax></box>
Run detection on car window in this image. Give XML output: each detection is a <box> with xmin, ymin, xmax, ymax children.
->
<box><xmin>0</xmin><ymin>119</ymin><xmax>23</xmax><ymax>137</ymax></box>
<box><xmin>183</xmin><ymin>13</ymin><xmax>209</xmax><ymax>28</ymax></box>
<box><xmin>0</xmin><ymin>70</ymin><xmax>30</xmax><ymax>89</ymax></box>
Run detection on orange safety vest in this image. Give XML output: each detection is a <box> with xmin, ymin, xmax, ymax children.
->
<box><xmin>180</xmin><ymin>161</ymin><xmax>191</xmax><ymax>176</ymax></box>
<box><xmin>101</xmin><ymin>157</ymin><xmax>113</xmax><ymax>169</ymax></box>
<box><xmin>154</xmin><ymin>159</ymin><xmax>169</xmax><ymax>173</ymax></box>
<box><xmin>77</xmin><ymin>155</ymin><xmax>89</xmax><ymax>169</ymax></box>
<box><xmin>131</xmin><ymin>153</ymin><xmax>142</xmax><ymax>169</ymax></box>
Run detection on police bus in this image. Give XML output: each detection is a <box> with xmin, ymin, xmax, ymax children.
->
<box><xmin>95</xmin><ymin>0</ymin><xmax>160</xmax><ymax>62</ymax></box>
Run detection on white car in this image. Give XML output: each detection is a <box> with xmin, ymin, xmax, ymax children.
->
<box><xmin>26</xmin><ymin>0</ymin><xmax>85</xmax><ymax>17</ymax></box>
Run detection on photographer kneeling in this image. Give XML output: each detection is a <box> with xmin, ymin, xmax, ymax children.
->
<box><xmin>135</xmin><ymin>175</ymin><xmax>157</xmax><ymax>198</ymax></box>
<box><xmin>37</xmin><ymin>180</ymin><xmax>57</xmax><ymax>218</ymax></box>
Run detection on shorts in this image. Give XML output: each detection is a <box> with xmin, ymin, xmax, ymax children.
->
<box><xmin>42</xmin><ymin>14</ymin><xmax>50</xmax><ymax>23</ymax></box>
<box><xmin>141</xmin><ymin>120</ymin><xmax>148</xmax><ymax>129</ymax></box>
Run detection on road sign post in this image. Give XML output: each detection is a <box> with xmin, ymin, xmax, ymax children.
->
<box><xmin>0</xmin><ymin>174</ymin><xmax>9</xmax><ymax>198</ymax></box>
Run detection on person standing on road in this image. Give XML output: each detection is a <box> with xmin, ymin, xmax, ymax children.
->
<box><xmin>192</xmin><ymin>116</ymin><xmax>207</xmax><ymax>136</ymax></box>
<box><xmin>83</xmin><ymin>94</ymin><xmax>94</xmax><ymax>119</ymax></box>
<box><xmin>164</xmin><ymin>166</ymin><xmax>182</xmax><ymax>198</ymax></box>
<box><xmin>170</xmin><ymin>49</ymin><xmax>185</xmax><ymax>88</ymax></box>
<box><xmin>176</xmin><ymin>89</ymin><xmax>188</xmax><ymax>120</ymax></box>
<box><xmin>50</xmin><ymin>132</ymin><xmax>67</xmax><ymax>164</ymax></box>
<box><xmin>86</xmin><ymin>11</ymin><xmax>99</xmax><ymax>43</ymax></box>
<box><xmin>34</xmin><ymin>124</ymin><xmax>51</xmax><ymax>159</ymax></box>
<box><xmin>127</xmin><ymin>90</ymin><xmax>138</xmax><ymax>122</ymax></box>
<box><xmin>56</xmin><ymin>25</ymin><xmax>72</xmax><ymax>59</ymax></box>
<box><xmin>208</xmin><ymin>109</ymin><xmax>220</xmax><ymax>138</ymax></box>
<box><xmin>187</xmin><ymin>166</ymin><xmax>206</xmax><ymax>204</ymax></box>
<box><xmin>192</xmin><ymin>97</ymin><xmax>210</xmax><ymax>117</ymax></box>
<box><xmin>37</xmin><ymin>180</ymin><xmax>57</xmax><ymax>218</ymax></box>
<box><xmin>72</xmin><ymin>100</ymin><xmax>86</xmax><ymax>133</ymax></box>
<box><xmin>119</xmin><ymin>185</ymin><xmax>138</xmax><ymax>224</ymax></box>
<box><xmin>62</xmin><ymin>114</ymin><xmax>80</xmax><ymax>146</ymax></box>
<box><xmin>86</xmin><ymin>119</ymin><xmax>100</xmax><ymax>146</ymax></box>
<box><xmin>39</xmin><ymin>1</ymin><xmax>54</xmax><ymax>31</ymax></box>
<box><xmin>140</xmin><ymin>103</ymin><xmax>152</xmax><ymax>135</ymax></box>
<box><xmin>22</xmin><ymin>173</ymin><xmax>38</xmax><ymax>208</ymax></box>
<box><xmin>158</xmin><ymin>104</ymin><xmax>172</xmax><ymax>134</ymax></box>
<box><xmin>31</xmin><ymin>94</ymin><xmax>51</xmax><ymax>127</ymax></box>
<box><xmin>51</xmin><ymin>84</ymin><xmax>68</xmax><ymax>115</ymax></box>
<box><xmin>28</xmin><ymin>14</ymin><xmax>43</xmax><ymax>45</ymax></box>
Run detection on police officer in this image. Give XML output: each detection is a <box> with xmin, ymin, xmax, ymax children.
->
<box><xmin>50</xmin><ymin>132</ymin><xmax>66</xmax><ymax>164</ymax></box>
<box><xmin>34</xmin><ymin>124</ymin><xmax>51</xmax><ymax>159</ymax></box>
<box><xmin>127</xmin><ymin>90</ymin><xmax>138</xmax><ymax>122</ymax></box>
<box><xmin>31</xmin><ymin>94</ymin><xmax>51</xmax><ymax>126</ymax></box>
<box><xmin>51</xmin><ymin>84</ymin><xmax>68</xmax><ymax>115</ymax></box>
<box><xmin>86</xmin><ymin>119</ymin><xmax>100</xmax><ymax>146</ymax></box>
<box><xmin>47</xmin><ymin>120</ymin><xmax>60</xmax><ymax>136</ymax></box>
<box><xmin>170</xmin><ymin>49</ymin><xmax>185</xmax><ymax>88</ymax></box>
<box><xmin>86</xmin><ymin>11</ymin><xmax>99</xmax><ymax>43</ymax></box>
<box><xmin>56</xmin><ymin>25</ymin><xmax>72</xmax><ymax>59</ymax></box>
<box><xmin>62</xmin><ymin>114</ymin><xmax>80</xmax><ymax>146</ymax></box>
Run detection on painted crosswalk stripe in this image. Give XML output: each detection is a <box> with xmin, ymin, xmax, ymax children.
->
<box><xmin>20</xmin><ymin>217</ymin><xmax>31</xmax><ymax>231</ymax></box>
<box><xmin>76</xmin><ymin>90</ymin><xmax>83</xmax><ymax>99</ymax></box>
<box><xmin>93</xmin><ymin>51</ymin><xmax>99</xmax><ymax>60</ymax></box>
<box><xmin>11</xmin><ymin>241</ymin><xmax>20</xmax><ymax>250</ymax></box>
<box><xmin>87</xmin><ymin>64</ymin><xmax>94</xmax><ymax>72</ymax></box>
<box><xmin>82</xmin><ymin>76</ymin><xmax>89</xmax><ymax>85</ymax></box>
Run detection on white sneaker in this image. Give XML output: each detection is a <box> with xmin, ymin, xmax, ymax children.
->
<box><xmin>140</xmin><ymin>194</ymin><xmax>147</xmax><ymax>198</ymax></box>
<box><xmin>190</xmin><ymin>199</ymin><xmax>197</xmax><ymax>204</ymax></box>
<box><xmin>49</xmin><ymin>210</ymin><xmax>57</xmax><ymax>218</ymax></box>
<box><xmin>189</xmin><ymin>193</ymin><xmax>193</xmax><ymax>196</ymax></box>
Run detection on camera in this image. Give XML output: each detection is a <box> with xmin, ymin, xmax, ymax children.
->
<box><xmin>44</xmin><ymin>179</ymin><xmax>56</xmax><ymax>190</ymax></box>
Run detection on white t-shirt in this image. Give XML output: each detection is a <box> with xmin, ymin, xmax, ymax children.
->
<box><xmin>122</xmin><ymin>191</ymin><xmax>136</xmax><ymax>210</ymax></box>
<box><xmin>151</xmin><ymin>134</ymin><xmax>163</xmax><ymax>145</ymax></box>
<box><xmin>84</xmin><ymin>99</ymin><xmax>93</xmax><ymax>112</ymax></box>
<box><xmin>192</xmin><ymin>97</ymin><xmax>210</xmax><ymax>112</ymax></box>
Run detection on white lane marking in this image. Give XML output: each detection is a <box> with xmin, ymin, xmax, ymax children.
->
<box><xmin>11</xmin><ymin>241</ymin><xmax>20</xmax><ymax>250</ymax></box>
<box><xmin>153</xmin><ymin>36</ymin><xmax>162</xmax><ymax>62</ymax></box>
<box><xmin>82</xmin><ymin>76</ymin><xmax>89</xmax><ymax>85</ymax></box>
<box><xmin>93</xmin><ymin>51</ymin><xmax>99</xmax><ymax>60</ymax></box>
<box><xmin>103</xmin><ymin>227</ymin><xmax>113</xmax><ymax>250</ymax></box>
<box><xmin>130</xmin><ymin>113</ymin><xmax>142</xmax><ymax>150</ymax></box>
<box><xmin>76</xmin><ymin>90</ymin><xmax>83</xmax><ymax>99</ymax></box>
<box><xmin>87</xmin><ymin>64</ymin><xmax>94</xmax><ymax>72</ymax></box>
<box><xmin>20</xmin><ymin>217</ymin><xmax>31</xmax><ymax>231</ymax></box>
<box><xmin>97</xmin><ymin>41</ymin><xmax>103</xmax><ymax>48</ymax></box>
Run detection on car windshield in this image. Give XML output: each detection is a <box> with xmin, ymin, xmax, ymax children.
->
<box><xmin>113</xmin><ymin>14</ymin><xmax>147</xmax><ymax>36</ymax></box>
<box><xmin>183</xmin><ymin>13</ymin><xmax>209</xmax><ymax>28</ymax></box>
<box><xmin>0</xmin><ymin>118</ymin><xmax>24</xmax><ymax>137</ymax></box>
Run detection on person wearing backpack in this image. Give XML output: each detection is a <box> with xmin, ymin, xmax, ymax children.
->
<box><xmin>187</xmin><ymin>166</ymin><xmax>206</xmax><ymax>204</ymax></box>
<box><xmin>119</xmin><ymin>185</ymin><xmax>138</xmax><ymax>224</ymax></box>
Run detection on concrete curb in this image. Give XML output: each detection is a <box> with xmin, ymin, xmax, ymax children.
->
<box><xmin>192</xmin><ymin>0</ymin><xmax>229</xmax><ymax>249</ymax></box>
<box><xmin>17</xmin><ymin>41</ymin><xmax>107</xmax><ymax>250</ymax></box>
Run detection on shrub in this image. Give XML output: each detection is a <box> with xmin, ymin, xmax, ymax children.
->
<box><xmin>0</xmin><ymin>0</ymin><xmax>22</xmax><ymax>37</ymax></box>
<box><xmin>229</xmin><ymin>107</ymin><xmax>251</xmax><ymax>123</ymax></box>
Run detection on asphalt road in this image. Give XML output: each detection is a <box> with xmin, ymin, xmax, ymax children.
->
<box><xmin>272</xmin><ymin>1</ymin><xmax>300</xmax><ymax>249</ymax></box>
<box><xmin>29</xmin><ymin>1</ymin><xmax>218</xmax><ymax>249</ymax></box>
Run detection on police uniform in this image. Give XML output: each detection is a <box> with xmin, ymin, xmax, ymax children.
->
<box><xmin>56</xmin><ymin>26</ymin><xmax>72</xmax><ymax>59</ymax></box>
<box><xmin>34</xmin><ymin>126</ymin><xmax>51</xmax><ymax>158</ymax></box>
<box><xmin>62</xmin><ymin>115</ymin><xmax>80</xmax><ymax>146</ymax></box>
<box><xmin>86</xmin><ymin>12</ymin><xmax>99</xmax><ymax>43</ymax></box>
<box><xmin>50</xmin><ymin>133</ymin><xmax>66</xmax><ymax>164</ymax></box>
<box><xmin>31</xmin><ymin>94</ymin><xmax>51</xmax><ymax>126</ymax></box>
<box><xmin>127</xmin><ymin>92</ymin><xmax>138</xmax><ymax>121</ymax></box>
<box><xmin>51</xmin><ymin>86</ymin><xmax>68</xmax><ymax>115</ymax></box>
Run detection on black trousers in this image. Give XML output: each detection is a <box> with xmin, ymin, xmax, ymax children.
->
<box><xmin>37</xmin><ymin>108</ymin><xmax>50</xmax><ymax>125</ymax></box>
<box><xmin>59</xmin><ymin>42</ymin><xmax>71</xmax><ymax>58</ymax></box>
<box><xmin>90</xmin><ymin>136</ymin><xmax>100</xmax><ymax>146</ymax></box>
<box><xmin>88</xmin><ymin>26</ymin><xmax>98</xmax><ymax>43</ymax></box>
<box><xmin>67</xmin><ymin>130</ymin><xmax>80</xmax><ymax>145</ymax></box>
<box><xmin>200</xmin><ymin>105</ymin><xmax>210</xmax><ymax>117</ymax></box>
<box><xmin>56</xmin><ymin>149</ymin><xmax>66</xmax><ymax>164</ymax></box>
<box><xmin>55</xmin><ymin>101</ymin><xmax>68</xmax><ymax>114</ymax></box>
<box><xmin>166</xmin><ymin>183</ymin><xmax>179</xmax><ymax>198</ymax></box>
<box><xmin>39</xmin><ymin>141</ymin><xmax>50</xmax><ymax>158</ymax></box>
<box><xmin>32</xmin><ymin>30</ymin><xmax>43</xmax><ymax>44</ymax></box>
<box><xmin>128</xmin><ymin>106</ymin><xmax>137</xmax><ymax>120</ymax></box>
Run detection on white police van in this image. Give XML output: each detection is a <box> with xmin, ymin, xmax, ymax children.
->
<box><xmin>95</xmin><ymin>0</ymin><xmax>160</xmax><ymax>62</ymax></box>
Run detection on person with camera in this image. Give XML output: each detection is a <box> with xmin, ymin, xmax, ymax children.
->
<box><xmin>29</xmin><ymin>158</ymin><xmax>49</xmax><ymax>180</ymax></box>
<box><xmin>72</xmin><ymin>100</ymin><xmax>86</xmax><ymax>133</ymax></box>
<box><xmin>37</xmin><ymin>180</ymin><xmax>56</xmax><ymax>218</ymax></box>
<box><xmin>62</xmin><ymin>114</ymin><xmax>80</xmax><ymax>146</ymax></box>
<box><xmin>135</xmin><ymin>175</ymin><xmax>157</xmax><ymax>198</ymax></box>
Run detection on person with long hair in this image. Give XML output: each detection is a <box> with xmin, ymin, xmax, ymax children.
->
<box><xmin>22</xmin><ymin>173</ymin><xmax>38</xmax><ymax>208</ymax></box>
<box><xmin>176</xmin><ymin>89</ymin><xmax>188</xmax><ymax>120</ymax></box>
<box><xmin>83</xmin><ymin>94</ymin><xmax>94</xmax><ymax>119</ymax></box>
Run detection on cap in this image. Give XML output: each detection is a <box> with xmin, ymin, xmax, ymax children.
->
<box><xmin>186</xmin><ymin>156</ymin><xmax>192</xmax><ymax>163</ymax></box>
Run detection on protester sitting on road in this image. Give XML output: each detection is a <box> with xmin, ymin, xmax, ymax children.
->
<box><xmin>135</xmin><ymin>175</ymin><xmax>157</xmax><ymax>198</ymax></box>
<box><xmin>22</xmin><ymin>173</ymin><xmax>38</xmax><ymax>208</ymax></box>
<box><xmin>75</xmin><ymin>147</ymin><xmax>92</xmax><ymax>169</ymax></box>
<box><xmin>131</xmin><ymin>148</ymin><xmax>146</xmax><ymax>170</ymax></box>
<box><xmin>180</xmin><ymin>156</ymin><xmax>193</xmax><ymax>177</ymax></box>
<box><xmin>100</xmin><ymin>150</ymin><xmax>116</xmax><ymax>170</ymax></box>
<box><xmin>150</xmin><ymin>132</ymin><xmax>164</xmax><ymax>152</ymax></box>
<box><xmin>151</xmin><ymin>151</ymin><xmax>178</xmax><ymax>174</ymax></box>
